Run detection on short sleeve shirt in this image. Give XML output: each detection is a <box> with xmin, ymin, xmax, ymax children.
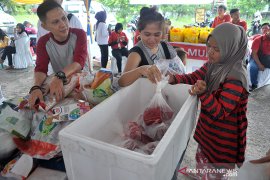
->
<box><xmin>35</xmin><ymin>28</ymin><xmax>87</xmax><ymax>74</ymax></box>
<box><xmin>251</xmin><ymin>34</ymin><xmax>270</xmax><ymax>55</ymax></box>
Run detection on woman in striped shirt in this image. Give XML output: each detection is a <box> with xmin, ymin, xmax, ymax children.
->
<box><xmin>149</xmin><ymin>23</ymin><xmax>249</xmax><ymax>178</ymax></box>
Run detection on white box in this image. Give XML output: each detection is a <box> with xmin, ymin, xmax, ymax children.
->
<box><xmin>59</xmin><ymin>78</ymin><xmax>198</xmax><ymax>180</ymax></box>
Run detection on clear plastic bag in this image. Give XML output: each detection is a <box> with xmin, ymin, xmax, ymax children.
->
<box><xmin>142</xmin><ymin>64</ymin><xmax>175</xmax><ymax>141</ymax></box>
<box><xmin>155</xmin><ymin>56</ymin><xmax>186</xmax><ymax>75</ymax></box>
<box><xmin>140</xmin><ymin>141</ymin><xmax>159</xmax><ymax>155</ymax></box>
<box><xmin>142</xmin><ymin>77</ymin><xmax>174</xmax><ymax>126</ymax></box>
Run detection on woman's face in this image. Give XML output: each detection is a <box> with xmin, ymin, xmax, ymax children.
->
<box><xmin>16</xmin><ymin>26</ymin><xmax>22</xmax><ymax>33</ymax></box>
<box><xmin>206</xmin><ymin>36</ymin><xmax>221</xmax><ymax>64</ymax></box>
<box><xmin>140</xmin><ymin>22</ymin><xmax>162</xmax><ymax>49</ymax></box>
<box><xmin>117</xmin><ymin>29</ymin><xmax>123</xmax><ymax>33</ymax></box>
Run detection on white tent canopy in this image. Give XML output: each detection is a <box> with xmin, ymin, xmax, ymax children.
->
<box><xmin>130</xmin><ymin>0</ymin><xmax>213</xmax><ymax>5</ymax></box>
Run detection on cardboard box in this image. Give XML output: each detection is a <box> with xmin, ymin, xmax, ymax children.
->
<box><xmin>59</xmin><ymin>78</ymin><xmax>198</xmax><ymax>180</ymax></box>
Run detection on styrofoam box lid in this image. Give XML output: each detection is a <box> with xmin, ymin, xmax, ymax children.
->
<box><xmin>59</xmin><ymin>78</ymin><xmax>198</xmax><ymax>180</ymax></box>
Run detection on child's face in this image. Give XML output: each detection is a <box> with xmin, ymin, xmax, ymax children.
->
<box><xmin>16</xmin><ymin>26</ymin><xmax>22</xmax><ymax>33</ymax></box>
<box><xmin>206</xmin><ymin>36</ymin><xmax>221</xmax><ymax>64</ymax></box>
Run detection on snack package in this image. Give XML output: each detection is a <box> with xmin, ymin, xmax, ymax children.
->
<box><xmin>0</xmin><ymin>103</ymin><xmax>31</xmax><ymax>139</ymax></box>
<box><xmin>13</xmin><ymin>99</ymin><xmax>80</xmax><ymax>160</ymax></box>
<box><xmin>51</xmin><ymin>101</ymin><xmax>91</xmax><ymax>123</ymax></box>
<box><xmin>1</xmin><ymin>154</ymin><xmax>33</xmax><ymax>180</ymax></box>
<box><xmin>82</xmin><ymin>69</ymin><xmax>114</xmax><ymax>105</ymax></box>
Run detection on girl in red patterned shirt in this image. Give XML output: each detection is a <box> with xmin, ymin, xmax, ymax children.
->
<box><xmin>148</xmin><ymin>23</ymin><xmax>249</xmax><ymax>179</ymax></box>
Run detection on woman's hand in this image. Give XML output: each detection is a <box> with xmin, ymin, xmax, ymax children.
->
<box><xmin>49</xmin><ymin>77</ymin><xmax>65</xmax><ymax>102</ymax></box>
<box><xmin>189</xmin><ymin>80</ymin><xmax>207</xmax><ymax>96</ymax></box>
<box><xmin>140</xmin><ymin>65</ymin><xmax>162</xmax><ymax>83</ymax></box>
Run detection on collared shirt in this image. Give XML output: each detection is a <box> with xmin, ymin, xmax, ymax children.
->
<box><xmin>211</xmin><ymin>14</ymin><xmax>231</xmax><ymax>28</ymax></box>
<box><xmin>251</xmin><ymin>34</ymin><xmax>270</xmax><ymax>55</ymax></box>
<box><xmin>232</xmin><ymin>20</ymin><xmax>247</xmax><ymax>31</ymax></box>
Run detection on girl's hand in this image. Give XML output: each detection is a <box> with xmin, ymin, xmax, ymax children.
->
<box><xmin>189</xmin><ymin>80</ymin><xmax>207</xmax><ymax>96</ymax></box>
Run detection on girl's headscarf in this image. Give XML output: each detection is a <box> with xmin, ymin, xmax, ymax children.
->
<box><xmin>95</xmin><ymin>11</ymin><xmax>107</xmax><ymax>29</ymax></box>
<box><xmin>205</xmin><ymin>23</ymin><xmax>249</xmax><ymax>93</ymax></box>
<box><xmin>16</xmin><ymin>23</ymin><xmax>28</xmax><ymax>36</ymax></box>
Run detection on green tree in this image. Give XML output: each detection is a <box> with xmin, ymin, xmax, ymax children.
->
<box><xmin>97</xmin><ymin>0</ymin><xmax>143</xmax><ymax>25</ymax></box>
<box><xmin>227</xmin><ymin>0</ymin><xmax>268</xmax><ymax>18</ymax></box>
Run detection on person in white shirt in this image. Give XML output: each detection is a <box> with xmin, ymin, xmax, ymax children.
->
<box><xmin>36</xmin><ymin>0</ymin><xmax>83</xmax><ymax>42</ymax></box>
<box><xmin>95</xmin><ymin>11</ymin><xmax>109</xmax><ymax>68</ymax></box>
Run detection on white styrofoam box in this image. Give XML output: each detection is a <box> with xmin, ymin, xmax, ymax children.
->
<box><xmin>59</xmin><ymin>78</ymin><xmax>198</xmax><ymax>180</ymax></box>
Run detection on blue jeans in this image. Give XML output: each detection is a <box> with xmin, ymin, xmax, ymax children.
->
<box><xmin>249</xmin><ymin>57</ymin><xmax>259</xmax><ymax>86</ymax></box>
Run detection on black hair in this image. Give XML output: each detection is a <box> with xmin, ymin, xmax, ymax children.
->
<box><xmin>37</xmin><ymin>1</ymin><xmax>63</xmax><ymax>22</ymax></box>
<box><xmin>137</xmin><ymin>7</ymin><xmax>164</xmax><ymax>32</ymax></box>
<box><xmin>115</xmin><ymin>23</ymin><xmax>123</xmax><ymax>32</ymax></box>
<box><xmin>0</xmin><ymin>28</ymin><xmax>7</xmax><ymax>41</ymax></box>
<box><xmin>16</xmin><ymin>23</ymin><xmax>28</xmax><ymax>36</ymax></box>
<box><xmin>218</xmin><ymin>5</ymin><xmax>227</xmax><ymax>11</ymax></box>
<box><xmin>261</xmin><ymin>22</ymin><xmax>270</xmax><ymax>28</ymax></box>
<box><xmin>23</xmin><ymin>21</ymin><xmax>33</xmax><ymax>27</ymax></box>
<box><xmin>230</xmin><ymin>8</ymin><xmax>239</xmax><ymax>14</ymax></box>
<box><xmin>175</xmin><ymin>48</ymin><xmax>187</xmax><ymax>62</ymax></box>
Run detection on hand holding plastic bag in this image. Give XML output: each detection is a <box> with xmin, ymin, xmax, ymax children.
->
<box><xmin>143</xmin><ymin>76</ymin><xmax>174</xmax><ymax>126</ymax></box>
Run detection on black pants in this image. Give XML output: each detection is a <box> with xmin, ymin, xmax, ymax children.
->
<box><xmin>99</xmin><ymin>44</ymin><xmax>109</xmax><ymax>68</ymax></box>
<box><xmin>1</xmin><ymin>46</ymin><xmax>16</xmax><ymax>66</ymax></box>
<box><xmin>112</xmin><ymin>48</ymin><xmax>128</xmax><ymax>73</ymax></box>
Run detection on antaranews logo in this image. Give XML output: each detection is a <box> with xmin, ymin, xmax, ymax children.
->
<box><xmin>178</xmin><ymin>166</ymin><xmax>238</xmax><ymax>178</ymax></box>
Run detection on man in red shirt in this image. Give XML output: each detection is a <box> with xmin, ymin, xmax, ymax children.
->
<box><xmin>249</xmin><ymin>22</ymin><xmax>270</xmax><ymax>90</ymax></box>
<box><xmin>211</xmin><ymin>5</ymin><xmax>231</xmax><ymax>28</ymax></box>
<box><xmin>230</xmin><ymin>8</ymin><xmax>247</xmax><ymax>31</ymax></box>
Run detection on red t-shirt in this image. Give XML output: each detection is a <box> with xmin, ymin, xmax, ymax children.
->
<box><xmin>108</xmin><ymin>31</ymin><xmax>128</xmax><ymax>50</ymax></box>
<box><xmin>232</xmin><ymin>20</ymin><xmax>247</xmax><ymax>31</ymax></box>
<box><xmin>211</xmin><ymin>14</ymin><xmax>231</xmax><ymax>28</ymax></box>
<box><xmin>251</xmin><ymin>34</ymin><xmax>270</xmax><ymax>55</ymax></box>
